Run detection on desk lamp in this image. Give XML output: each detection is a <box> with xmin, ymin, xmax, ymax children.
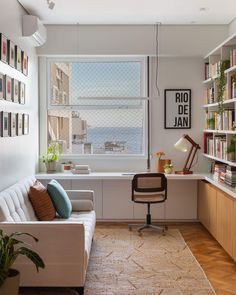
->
<box><xmin>174</xmin><ymin>134</ymin><xmax>200</xmax><ymax>174</ymax></box>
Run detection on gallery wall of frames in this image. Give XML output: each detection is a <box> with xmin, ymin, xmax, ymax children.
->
<box><xmin>0</xmin><ymin>32</ymin><xmax>29</xmax><ymax>137</ymax></box>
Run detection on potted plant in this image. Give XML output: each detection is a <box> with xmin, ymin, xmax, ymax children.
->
<box><xmin>41</xmin><ymin>141</ymin><xmax>62</xmax><ymax>172</ymax></box>
<box><xmin>226</xmin><ymin>135</ymin><xmax>236</xmax><ymax>161</ymax></box>
<box><xmin>155</xmin><ymin>151</ymin><xmax>171</xmax><ymax>173</ymax></box>
<box><xmin>0</xmin><ymin>230</ymin><xmax>45</xmax><ymax>295</ymax></box>
<box><xmin>164</xmin><ymin>163</ymin><xmax>174</xmax><ymax>174</ymax></box>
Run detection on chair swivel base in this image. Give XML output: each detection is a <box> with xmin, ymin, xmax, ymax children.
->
<box><xmin>128</xmin><ymin>222</ymin><xmax>168</xmax><ymax>235</ymax></box>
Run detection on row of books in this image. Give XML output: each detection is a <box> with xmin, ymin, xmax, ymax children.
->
<box><xmin>204</xmin><ymin>134</ymin><xmax>227</xmax><ymax>160</ymax></box>
<box><xmin>204</xmin><ymin>62</ymin><xmax>221</xmax><ymax>80</ymax></box>
<box><xmin>229</xmin><ymin>49</ymin><xmax>236</xmax><ymax>68</ymax></box>
<box><xmin>204</xmin><ymin>87</ymin><xmax>215</xmax><ymax>104</ymax></box>
<box><xmin>205</xmin><ymin>110</ymin><xmax>235</xmax><ymax>130</ymax></box>
<box><xmin>213</xmin><ymin>163</ymin><xmax>236</xmax><ymax>187</ymax></box>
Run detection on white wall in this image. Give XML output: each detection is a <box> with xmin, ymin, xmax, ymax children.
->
<box><xmin>0</xmin><ymin>0</ymin><xmax>38</xmax><ymax>191</ymax></box>
<box><xmin>38</xmin><ymin>24</ymin><xmax>228</xmax><ymax>172</ymax></box>
<box><xmin>229</xmin><ymin>18</ymin><xmax>236</xmax><ymax>36</ymax></box>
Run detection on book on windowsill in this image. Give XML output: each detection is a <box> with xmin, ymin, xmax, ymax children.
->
<box><xmin>71</xmin><ymin>168</ymin><xmax>91</xmax><ymax>174</ymax></box>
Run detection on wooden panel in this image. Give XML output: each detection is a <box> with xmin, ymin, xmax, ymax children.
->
<box><xmin>217</xmin><ymin>190</ymin><xmax>233</xmax><ymax>257</ymax></box>
<box><xmin>198</xmin><ymin>180</ymin><xmax>209</xmax><ymax>228</ymax></box>
<box><xmin>71</xmin><ymin>180</ymin><xmax>103</xmax><ymax>219</ymax></box>
<box><xmin>102</xmin><ymin>180</ymin><xmax>133</xmax><ymax>219</ymax></box>
<box><xmin>233</xmin><ymin>200</ymin><xmax>236</xmax><ymax>262</ymax></box>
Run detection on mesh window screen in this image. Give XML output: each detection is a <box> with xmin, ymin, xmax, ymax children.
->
<box><xmin>48</xmin><ymin>59</ymin><xmax>146</xmax><ymax>155</ymax></box>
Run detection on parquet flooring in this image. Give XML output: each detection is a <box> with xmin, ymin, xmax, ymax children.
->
<box><xmin>97</xmin><ymin>222</ymin><xmax>236</xmax><ymax>295</ymax></box>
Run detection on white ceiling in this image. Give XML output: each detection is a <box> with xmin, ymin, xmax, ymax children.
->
<box><xmin>18</xmin><ymin>0</ymin><xmax>236</xmax><ymax>25</ymax></box>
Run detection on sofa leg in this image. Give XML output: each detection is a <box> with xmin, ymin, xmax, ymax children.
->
<box><xmin>74</xmin><ymin>286</ymin><xmax>84</xmax><ymax>295</ymax></box>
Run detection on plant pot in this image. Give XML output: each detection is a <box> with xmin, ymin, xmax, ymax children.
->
<box><xmin>45</xmin><ymin>161</ymin><xmax>57</xmax><ymax>172</ymax></box>
<box><xmin>164</xmin><ymin>167</ymin><xmax>173</xmax><ymax>174</ymax></box>
<box><xmin>157</xmin><ymin>159</ymin><xmax>171</xmax><ymax>173</ymax></box>
<box><xmin>0</xmin><ymin>269</ymin><xmax>20</xmax><ymax>295</ymax></box>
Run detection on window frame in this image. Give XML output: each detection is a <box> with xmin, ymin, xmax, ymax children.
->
<box><xmin>45</xmin><ymin>56</ymin><xmax>149</xmax><ymax>159</ymax></box>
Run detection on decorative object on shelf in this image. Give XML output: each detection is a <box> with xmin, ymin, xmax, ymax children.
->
<box><xmin>226</xmin><ymin>135</ymin><xmax>236</xmax><ymax>162</ymax></box>
<box><xmin>41</xmin><ymin>142</ymin><xmax>62</xmax><ymax>172</ymax></box>
<box><xmin>0</xmin><ymin>73</ymin><xmax>5</xmax><ymax>99</ymax></box>
<box><xmin>22</xmin><ymin>51</ymin><xmax>28</xmax><ymax>75</ymax></box>
<box><xmin>72</xmin><ymin>164</ymin><xmax>91</xmax><ymax>174</ymax></box>
<box><xmin>7</xmin><ymin>40</ymin><xmax>15</xmax><ymax>68</ymax></box>
<box><xmin>0</xmin><ymin>33</ymin><xmax>7</xmax><ymax>63</ymax></box>
<box><xmin>174</xmin><ymin>134</ymin><xmax>200</xmax><ymax>174</ymax></box>
<box><xmin>9</xmin><ymin>112</ymin><xmax>17</xmax><ymax>137</ymax></box>
<box><xmin>164</xmin><ymin>89</ymin><xmax>191</xmax><ymax>129</ymax></box>
<box><xmin>155</xmin><ymin>151</ymin><xmax>171</xmax><ymax>173</ymax></box>
<box><xmin>0</xmin><ymin>230</ymin><xmax>45</xmax><ymax>295</ymax></box>
<box><xmin>164</xmin><ymin>163</ymin><xmax>174</xmax><ymax>174</ymax></box>
<box><xmin>61</xmin><ymin>161</ymin><xmax>73</xmax><ymax>173</ymax></box>
<box><xmin>1</xmin><ymin>112</ymin><xmax>9</xmax><ymax>137</ymax></box>
<box><xmin>19</xmin><ymin>82</ymin><xmax>25</xmax><ymax>104</ymax></box>
<box><xmin>216</xmin><ymin>59</ymin><xmax>230</xmax><ymax>115</ymax></box>
<box><xmin>15</xmin><ymin>45</ymin><xmax>22</xmax><ymax>71</ymax></box>
<box><xmin>5</xmin><ymin>75</ymin><xmax>12</xmax><ymax>101</ymax></box>
<box><xmin>23</xmin><ymin>113</ymin><xmax>29</xmax><ymax>135</ymax></box>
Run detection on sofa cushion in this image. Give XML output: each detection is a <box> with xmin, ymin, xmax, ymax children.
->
<box><xmin>47</xmin><ymin>180</ymin><xmax>72</xmax><ymax>219</ymax></box>
<box><xmin>29</xmin><ymin>180</ymin><xmax>56</xmax><ymax>221</ymax></box>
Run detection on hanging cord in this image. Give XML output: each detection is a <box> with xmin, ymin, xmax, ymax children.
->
<box><xmin>155</xmin><ymin>22</ymin><xmax>161</xmax><ymax>97</ymax></box>
<box><xmin>76</xmin><ymin>22</ymin><xmax>79</xmax><ymax>56</ymax></box>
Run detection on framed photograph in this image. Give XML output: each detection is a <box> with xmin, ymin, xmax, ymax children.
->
<box><xmin>17</xmin><ymin>113</ymin><xmax>23</xmax><ymax>136</ymax></box>
<box><xmin>9</xmin><ymin>112</ymin><xmax>17</xmax><ymax>137</ymax></box>
<box><xmin>23</xmin><ymin>114</ymin><xmax>29</xmax><ymax>135</ymax></box>
<box><xmin>0</xmin><ymin>33</ymin><xmax>8</xmax><ymax>63</ymax></box>
<box><xmin>19</xmin><ymin>82</ymin><xmax>25</xmax><ymax>104</ymax></box>
<box><xmin>164</xmin><ymin>89</ymin><xmax>191</xmax><ymax>129</ymax></box>
<box><xmin>12</xmin><ymin>79</ymin><xmax>19</xmax><ymax>103</ymax></box>
<box><xmin>5</xmin><ymin>75</ymin><xmax>12</xmax><ymax>101</ymax></box>
<box><xmin>22</xmin><ymin>51</ymin><xmax>28</xmax><ymax>76</ymax></box>
<box><xmin>15</xmin><ymin>45</ymin><xmax>22</xmax><ymax>71</ymax></box>
<box><xmin>1</xmin><ymin>112</ymin><xmax>9</xmax><ymax>137</ymax></box>
<box><xmin>7</xmin><ymin>40</ymin><xmax>15</xmax><ymax>68</ymax></box>
<box><xmin>0</xmin><ymin>73</ymin><xmax>5</xmax><ymax>100</ymax></box>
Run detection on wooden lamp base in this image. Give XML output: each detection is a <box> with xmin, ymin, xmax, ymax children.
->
<box><xmin>175</xmin><ymin>170</ymin><xmax>193</xmax><ymax>175</ymax></box>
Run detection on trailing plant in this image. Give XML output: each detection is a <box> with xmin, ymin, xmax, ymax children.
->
<box><xmin>41</xmin><ymin>141</ymin><xmax>62</xmax><ymax>163</ymax></box>
<box><xmin>207</xmin><ymin>117</ymin><xmax>215</xmax><ymax>129</ymax></box>
<box><xmin>226</xmin><ymin>135</ymin><xmax>236</xmax><ymax>154</ymax></box>
<box><xmin>0</xmin><ymin>230</ymin><xmax>45</xmax><ymax>287</ymax></box>
<box><xmin>216</xmin><ymin>59</ymin><xmax>230</xmax><ymax>115</ymax></box>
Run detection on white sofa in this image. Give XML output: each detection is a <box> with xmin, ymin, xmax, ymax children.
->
<box><xmin>0</xmin><ymin>176</ymin><xmax>96</xmax><ymax>295</ymax></box>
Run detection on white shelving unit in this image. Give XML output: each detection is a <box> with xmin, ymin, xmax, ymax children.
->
<box><xmin>203</xmin><ymin>33</ymin><xmax>236</xmax><ymax>166</ymax></box>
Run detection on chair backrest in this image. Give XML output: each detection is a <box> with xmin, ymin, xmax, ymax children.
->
<box><xmin>132</xmin><ymin>173</ymin><xmax>167</xmax><ymax>201</ymax></box>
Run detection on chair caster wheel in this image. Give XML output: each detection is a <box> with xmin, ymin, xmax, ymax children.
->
<box><xmin>165</xmin><ymin>225</ymin><xmax>168</xmax><ymax>231</ymax></box>
<box><xmin>128</xmin><ymin>226</ymin><xmax>132</xmax><ymax>231</ymax></box>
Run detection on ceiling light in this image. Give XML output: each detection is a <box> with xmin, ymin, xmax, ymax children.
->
<box><xmin>47</xmin><ymin>0</ymin><xmax>55</xmax><ymax>10</ymax></box>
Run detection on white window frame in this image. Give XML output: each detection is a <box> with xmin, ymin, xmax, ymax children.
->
<box><xmin>44</xmin><ymin>56</ymin><xmax>148</xmax><ymax>160</ymax></box>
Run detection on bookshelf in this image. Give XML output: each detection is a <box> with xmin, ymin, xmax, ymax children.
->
<box><xmin>203</xmin><ymin>34</ymin><xmax>236</xmax><ymax>187</ymax></box>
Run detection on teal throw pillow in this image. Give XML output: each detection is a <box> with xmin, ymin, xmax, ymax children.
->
<box><xmin>47</xmin><ymin>179</ymin><xmax>72</xmax><ymax>218</ymax></box>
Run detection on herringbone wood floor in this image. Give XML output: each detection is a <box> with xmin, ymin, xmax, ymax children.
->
<box><xmin>97</xmin><ymin>222</ymin><xmax>236</xmax><ymax>295</ymax></box>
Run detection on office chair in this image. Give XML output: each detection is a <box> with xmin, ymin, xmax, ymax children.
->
<box><xmin>128</xmin><ymin>173</ymin><xmax>168</xmax><ymax>235</ymax></box>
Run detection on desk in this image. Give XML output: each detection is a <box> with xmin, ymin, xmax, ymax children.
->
<box><xmin>36</xmin><ymin>172</ymin><xmax>205</xmax><ymax>221</ymax></box>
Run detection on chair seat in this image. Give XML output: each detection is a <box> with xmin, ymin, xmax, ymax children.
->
<box><xmin>134</xmin><ymin>194</ymin><xmax>165</xmax><ymax>203</ymax></box>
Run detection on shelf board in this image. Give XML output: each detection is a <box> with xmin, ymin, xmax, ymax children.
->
<box><xmin>202</xmin><ymin>98</ymin><xmax>236</xmax><ymax>108</ymax></box>
<box><xmin>202</xmin><ymin>78</ymin><xmax>213</xmax><ymax>84</ymax></box>
<box><xmin>203</xmin><ymin>129</ymin><xmax>236</xmax><ymax>134</ymax></box>
<box><xmin>203</xmin><ymin>153</ymin><xmax>236</xmax><ymax>167</ymax></box>
<box><xmin>225</xmin><ymin>64</ymin><xmax>236</xmax><ymax>74</ymax></box>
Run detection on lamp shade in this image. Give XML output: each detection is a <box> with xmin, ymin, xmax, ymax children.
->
<box><xmin>174</xmin><ymin>136</ymin><xmax>189</xmax><ymax>152</ymax></box>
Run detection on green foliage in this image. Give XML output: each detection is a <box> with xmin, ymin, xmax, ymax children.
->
<box><xmin>216</xmin><ymin>60</ymin><xmax>230</xmax><ymax>115</ymax></box>
<box><xmin>226</xmin><ymin>135</ymin><xmax>236</xmax><ymax>154</ymax></box>
<box><xmin>41</xmin><ymin>142</ymin><xmax>62</xmax><ymax>163</ymax></box>
<box><xmin>164</xmin><ymin>163</ymin><xmax>173</xmax><ymax>169</ymax></box>
<box><xmin>207</xmin><ymin>117</ymin><xmax>215</xmax><ymax>129</ymax></box>
<box><xmin>0</xmin><ymin>230</ymin><xmax>45</xmax><ymax>287</ymax></box>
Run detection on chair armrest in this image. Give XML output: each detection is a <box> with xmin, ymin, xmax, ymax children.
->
<box><xmin>66</xmin><ymin>190</ymin><xmax>94</xmax><ymax>211</ymax></box>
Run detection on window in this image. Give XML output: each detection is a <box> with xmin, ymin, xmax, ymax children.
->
<box><xmin>47</xmin><ymin>57</ymin><xmax>147</xmax><ymax>156</ymax></box>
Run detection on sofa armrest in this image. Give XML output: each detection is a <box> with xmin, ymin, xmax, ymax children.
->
<box><xmin>66</xmin><ymin>190</ymin><xmax>94</xmax><ymax>211</ymax></box>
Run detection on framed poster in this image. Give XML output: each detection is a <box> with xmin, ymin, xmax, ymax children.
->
<box><xmin>0</xmin><ymin>33</ymin><xmax>8</xmax><ymax>63</ymax></box>
<box><xmin>23</xmin><ymin>114</ymin><xmax>29</xmax><ymax>135</ymax></box>
<box><xmin>17</xmin><ymin>113</ymin><xmax>23</xmax><ymax>136</ymax></box>
<box><xmin>5</xmin><ymin>75</ymin><xmax>12</xmax><ymax>101</ymax></box>
<box><xmin>15</xmin><ymin>46</ymin><xmax>22</xmax><ymax>71</ymax></box>
<box><xmin>19</xmin><ymin>82</ymin><xmax>25</xmax><ymax>104</ymax></box>
<box><xmin>9</xmin><ymin>112</ymin><xmax>17</xmax><ymax>137</ymax></box>
<box><xmin>8</xmin><ymin>40</ymin><xmax>15</xmax><ymax>68</ymax></box>
<box><xmin>1</xmin><ymin>112</ymin><xmax>9</xmax><ymax>137</ymax></box>
<box><xmin>164</xmin><ymin>89</ymin><xmax>191</xmax><ymax>129</ymax></box>
<box><xmin>22</xmin><ymin>51</ymin><xmax>28</xmax><ymax>76</ymax></box>
<box><xmin>0</xmin><ymin>73</ymin><xmax>5</xmax><ymax>100</ymax></box>
<box><xmin>12</xmin><ymin>79</ymin><xmax>19</xmax><ymax>103</ymax></box>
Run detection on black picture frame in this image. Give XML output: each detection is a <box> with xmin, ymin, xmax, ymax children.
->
<box><xmin>0</xmin><ymin>73</ymin><xmax>5</xmax><ymax>100</ymax></box>
<box><xmin>164</xmin><ymin>89</ymin><xmax>191</xmax><ymax>129</ymax></box>
<box><xmin>1</xmin><ymin>111</ymin><xmax>9</xmax><ymax>137</ymax></box>
<box><xmin>8</xmin><ymin>40</ymin><xmax>15</xmax><ymax>68</ymax></box>
<box><xmin>0</xmin><ymin>33</ymin><xmax>8</xmax><ymax>64</ymax></box>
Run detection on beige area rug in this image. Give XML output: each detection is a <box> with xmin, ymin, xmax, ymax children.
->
<box><xmin>20</xmin><ymin>228</ymin><xmax>215</xmax><ymax>295</ymax></box>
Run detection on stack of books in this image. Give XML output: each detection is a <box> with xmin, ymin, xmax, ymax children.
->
<box><xmin>213</xmin><ymin>163</ymin><xmax>226</xmax><ymax>181</ymax></box>
<box><xmin>72</xmin><ymin>165</ymin><xmax>91</xmax><ymax>174</ymax></box>
<box><xmin>225</xmin><ymin>165</ymin><xmax>236</xmax><ymax>187</ymax></box>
